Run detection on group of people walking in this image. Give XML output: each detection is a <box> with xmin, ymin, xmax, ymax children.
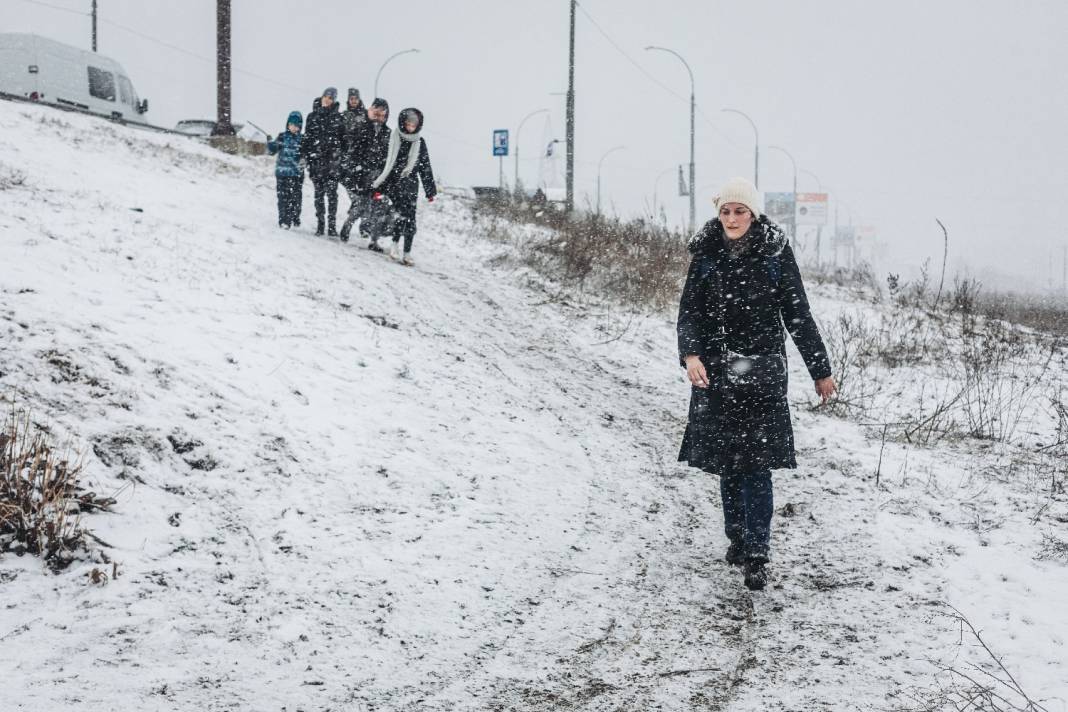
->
<box><xmin>267</xmin><ymin>86</ymin><xmax>437</xmax><ymax>266</ymax></box>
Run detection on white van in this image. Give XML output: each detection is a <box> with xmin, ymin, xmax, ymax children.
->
<box><xmin>0</xmin><ymin>33</ymin><xmax>149</xmax><ymax>123</ymax></box>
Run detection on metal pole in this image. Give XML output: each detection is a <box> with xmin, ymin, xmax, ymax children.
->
<box><xmin>653</xmin><ymin>165</ymin><xmax>674</xmax><ymax>219</ymax></box>
<box><xmin>565</xmin><ymin>0</ymin><xmax>576</xmax><ymax>214</ymax></box>
<box><xmin>646</xmin><ymin>46</ymin><xmax>695</xmax><ymax>233</ymax></box>
<box><xmin>769</xmin><ymin>145</ymin><xmax>797</xmax><ymax>250</ymax></box>
<box><xmin>374</xmin><ymin>49</ymin><xmax>420</xmax><ymax>99</ymax></box>
<box><xmin>212</xmin><ymin>0</ymin><xmax>234</xmax><ymax>137</ymax></box>
<box><xmin>91</xmin><ymin>0</ymin><xmax>97</xmax><ymax>52</ymax></box>
<box><xmin>689</xmin><ymin>89</ymin><xmax>695</xmax><ymax>233</ymax></box>
<box><xmin>515</xmin><ymin>108</ymin><xmax>549</xmax><ymax>193</ymax></box>
<box><xmin>499</xmin><ymin>156</ymin><xmax>504</xmax><ymax>192</ymax></box>
<box><xmin>721</xmin><ymin>108</ymin><xmax>760</xmax><ymax>189</ymax></box>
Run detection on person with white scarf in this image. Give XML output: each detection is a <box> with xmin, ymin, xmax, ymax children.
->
<box><xmin>370</xmin><ymin>107</ymin><xmax>437</xmax><ymax>266</ymax></box>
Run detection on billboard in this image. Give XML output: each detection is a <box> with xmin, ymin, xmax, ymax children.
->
<box><xmin>796</xmin><ymin>193</ymin><xmax>828</xmax><ymax>225</ymax></box>
<box><xmin>764</xmin><ymin>192</ymin><xmax>794</xmax><ymax>224</ymax></box>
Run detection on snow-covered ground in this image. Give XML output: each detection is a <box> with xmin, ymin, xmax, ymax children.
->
<box><xmin>1</xmin><ymin>101</ymin><xmax>1065</xmax><ymax>711</ymax></box>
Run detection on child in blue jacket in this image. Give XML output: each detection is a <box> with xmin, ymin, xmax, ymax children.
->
<box><xmin>267</xmin><ymin>111</ymin><xmax>304</xmax><ymax>228</ymax></box>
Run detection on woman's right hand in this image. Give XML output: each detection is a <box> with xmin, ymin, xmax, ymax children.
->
<box><xmin>684</xmin><ymin>355</ymin><xmax>710</xmax><ymax>389</ymax></box>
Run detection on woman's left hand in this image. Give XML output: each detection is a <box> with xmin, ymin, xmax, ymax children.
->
<box><xmin>814</xmin><ymin>376</ymin><xmax>837</xmax><ymax>405</ymax></box>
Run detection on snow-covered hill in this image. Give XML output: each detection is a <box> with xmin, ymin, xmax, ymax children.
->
<box><xmin>1</xmin><ymin>102</ymin><xmax>1065</xmax><ymax>711</ymax></box>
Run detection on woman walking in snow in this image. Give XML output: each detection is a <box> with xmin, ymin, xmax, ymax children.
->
<box><xmin>677</xmin><ymin>177</ymin><xmax>837</xmax><ymax>591</ymax></box>
<box><xmin>370</xmin><ymin>107</ymin><xmax>437</xmax><ymax>266</ymax></box>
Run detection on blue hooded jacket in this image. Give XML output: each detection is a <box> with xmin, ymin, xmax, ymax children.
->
<box><xmin>267</xmin><ymin>111</ymin><xmax>304</xmax><ymax>178</ymax></box>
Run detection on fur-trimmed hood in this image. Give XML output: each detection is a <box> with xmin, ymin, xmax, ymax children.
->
<box><xmin>687</xmin><ymin>216</ymin><xmax>787</xmax><ymax>259</ymax></box>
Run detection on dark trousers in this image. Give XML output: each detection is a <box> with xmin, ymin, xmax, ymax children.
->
<box><xmin>276</xmin><ymin>176</ymin><xmax>302</xmax><ymax>226</ymax></box>
<box><xmin>341</xmin><ymin>188</ymin><xmax>372</xmax><ymax>237</ymax></box>
<box><xmin>390</xmin><ymin>204</ymin><xmax>418</xmax><ymax>253</ymax></box>
<box><xmin>310</xmin><ymin>173</ymin><xmax>339</xmax><ymax>230</ymax></box>
<box><xmin>719</xmin><ymin>465</ymin><xmax>773</xmax><ymax>561</ymax></box>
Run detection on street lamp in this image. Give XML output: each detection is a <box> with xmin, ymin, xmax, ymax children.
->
<box><xmin>645</xmin><ymin>46</ymin><xmax>695</xmax><ymax>233</ymax></box>
<box><xmin>800</xmin><ymin>168</ymin><xmax>822</xmax><ymax>192</ymax></box>
<box><xmin>597</xmin><ymin>145</ymin><xmax>625</xmax><ymax>217</ymax></box>
<box><xmin>515</xmin><ymin>108</ymin><xmax>549</xmax><ymax>193</ymax></box>
<box><xmin>768</xmin><ymin>145</ymin><xmax>798</xmax><ymax>249</ymax></box>
<box><xmin>721</xmin><ymin>108</ymin><xmax>759</xmax><ymax>189</ymax></box>
<box><xmin>649</xmin><ymin>165</ymin><xmax>674</xmax><ymax>220</ymax></box>
<box><xmin>373</xmin><ymin>48</ymin><xmax>420</xmax><ymax>98</ymax></box>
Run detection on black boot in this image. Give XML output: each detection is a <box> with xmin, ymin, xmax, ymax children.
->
<box><xmin>743</xmin><ymin>559</ymin><xmax>768</xmax><ymax>591</ymax></box>
<box><xmin>328</xmin><ymin>224</ymin><xmax>338</xmax><ymax>238</ymax></box>
<box><xmin>725</xmin><ymin>542</ymin><xmax>745</xmax><ymax>566</ymax></box>
<box><xmin>315</xmin><ymin>219</ymin><xmax>325</xmax><ymax>237</ymax></box>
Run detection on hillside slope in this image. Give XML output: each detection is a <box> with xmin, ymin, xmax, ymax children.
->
<box><xmin>1</xmin><ymin>102</ymin><xmax>1065</xmax><ymax>711</ymax></box>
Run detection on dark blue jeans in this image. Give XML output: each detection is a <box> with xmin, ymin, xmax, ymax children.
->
<box><xmin>719</xmin><ymin>466</ymin><xmax>773</xmax><ymax>561</ymax></box>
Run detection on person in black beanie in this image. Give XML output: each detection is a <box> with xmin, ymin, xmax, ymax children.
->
<box><xmin>338</xmin><ymin>88</ymin><xmax>367</xmax><ymax>241</ymax></box>
<box><xmin>300</xmin><ymin>87</ymin><xmax>344</xmax><ymax>236</ymax></box>
<box><xmin>341</xmin><ymin>97</ymin><xmax>393</xmax><ymax>249</ymax></box>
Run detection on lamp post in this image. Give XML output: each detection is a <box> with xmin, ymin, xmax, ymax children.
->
<box><xmin>374</xmin><ymin>48</ymin><xmax>419</xmax><ymax>98</ymax></box>
<box><xmin>645</xmin><ymin>46</ymin><xmax>695</xmax><ymax>233</ymax></box>
<box><xmin>515</xmin><ymin>108</ymin><xmax>549</xmax><ymax>193</ymax></box>
<box><xmin>721</xmin><ymin>108</ymin><xmax>759</xmax><ymax>188</ymax></box>
<box><xmin>768</xmin><ymin>145</ymin><xmax>798</xmax><ymax>250</ymax></box>
<box><xmin>597</xmin><ymin>145</ymin><xmax>625</xmax><ymax>217</ymax></box>
<box><xmin>800</xmin><ymin>168</ymin><xmax>822</xmax><ymax>192</ymax></box>
<box><xmin>801</xmin><ymin>170</ymin><xmax>824</xmax><ymax>266</ymax></box>
<box><xmin>649</xmin><ymin>165</ymin><xmax>674</xmax><ymax>220</ymax></box>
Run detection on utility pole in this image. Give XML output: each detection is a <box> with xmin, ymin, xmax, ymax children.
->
<box><xmin>91</xmin><ymin>0</ymin><xmax>97</xmax><ymax>52</ymax></box>
<box><xmin>565</xmin><ymin>0</ymin><xmax>576</xmax><ymax>214</ymax></box>
<box><xmin>1063</xmin><ymin>245</ymin><xmax>1067</xmax><ymax>296</ymax></box>
<box><xmin>212</xmin><ymin>0</ymin><xmax>235</xmax><ymax>137</ymax></box>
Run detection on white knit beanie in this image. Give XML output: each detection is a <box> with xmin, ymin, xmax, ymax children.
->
<box><xmin>714</xmin><ymin>177</ymin><xmax>763</xmax><ymax>217</ymax></box>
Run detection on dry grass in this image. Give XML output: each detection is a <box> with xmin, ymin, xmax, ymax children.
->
<box><xmin>0</xmin><ymin>408</ymin><xmax>115</xmax><ymax>571</ymax></box>
<box><xmin>473</xmin><ymin>196</ymin><xmax>690</xmax><ymax>312</ymax></box>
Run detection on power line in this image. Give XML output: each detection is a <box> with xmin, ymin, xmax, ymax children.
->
<box><xmin>573</xmin><ymin>1</ymin><xmax>748</xmax><ymax>155</ymax></box>
<box><xmin>17</xmin><ymin>0</ymin><xmax>85</xmax><ymax>16</ymax></box>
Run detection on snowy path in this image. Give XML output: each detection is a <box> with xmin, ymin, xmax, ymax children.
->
<box><xmin>1</xmin><ymin>103</ymin><xmax>1065</xmax><ymax>711</ymax></box>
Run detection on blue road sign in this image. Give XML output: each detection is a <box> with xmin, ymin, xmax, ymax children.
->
<box><xmin>493</xmin><ymin>129</ymin><xmax>509</xmax><ymax>157</ymax></box>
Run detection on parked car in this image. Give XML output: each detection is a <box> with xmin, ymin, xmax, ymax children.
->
<box><xmin>0</xmin><ymin>33</ymin><xmax>149</xmax><ymax>122</ymax></box>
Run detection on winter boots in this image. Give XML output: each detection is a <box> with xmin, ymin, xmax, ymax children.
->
<box><xmin>367</xmin><ymin>239</ymin><xmax>384</xmax><ymax>253</ymax></box>
<box><xmin>743</xmin><ymin>559</ymin><xmax>768</xmax><ymax>591</ymax></box>
<box><xmin>725</xmin><ymin>542</ymin><xmax>745</xmax><ymax>566</ymax></box>
<box><xmin>315</xmin><ymin>219</ymin><xmax>325</xmax><ymax>237</ymax></box>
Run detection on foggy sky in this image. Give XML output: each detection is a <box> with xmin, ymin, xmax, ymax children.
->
<box><xmin>7</xmin><ymin>0</ymin><xmax>1068</xmax><ymax>291</ymax></box>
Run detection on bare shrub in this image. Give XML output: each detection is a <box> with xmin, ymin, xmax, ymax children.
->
<box><xmin>473</xmin><ymin>197</ymin><xmax>690</xmax><ymax>312</ymax></box>
<box><xmin>896</xmin><ymin>606</ymin><xmax>1051</xmax><ymax>712</ymax></box>
<box><xmin>821</xmin><ymin>312</ymin><xmax>881</xmax><ymax>415</ymax></box>
<box><xmin>957</xmin><ymin>320</ymin><xmax>1054</xmax><ymax>443</ymax></box>
<box><xmin>0</xmin><ymin>409</ymin><xmax>115</xmax><ymax>571</ymax></box>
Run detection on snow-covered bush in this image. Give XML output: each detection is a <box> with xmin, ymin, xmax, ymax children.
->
<box><xmin>0</xmin><ymin>409</ymin><xmax>114</xmax><ymax>571</ymax></box>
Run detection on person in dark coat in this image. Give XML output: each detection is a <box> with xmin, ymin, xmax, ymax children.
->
<box><xmin>300</xmin><ymin>87</ymin><xmax>345</xmax><ymax>236</ymax></box>
<box><xmin>370</xmin><ymin>107</ymin><xmax>437</xmax><ymax>266</ymax></box>
<box><xmin>265</xmin><ymin>110</ymin><xmax>304</xmax><ymax>229</ymax></box>
<box><xmin>340</xmin><ymin>97</ymin><xmax>391</xmax><ymax>248</ymax></box>
<box><xmin>677</xmin><ymin>176</ymin><xmax>837</xmax><ymax>591</ymax></box>
<box><xmin>338</xmin><ymin>87</ymin><xmax>368</xmax><ymax>242</ymax></box>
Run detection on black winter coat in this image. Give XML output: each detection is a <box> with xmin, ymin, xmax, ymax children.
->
<box><xmin>677</xmin><ymin>217</ymin><xmax>831</xmax><ymax>474</ymax></box>
<box><xmin>301</xmin><ymin>102</ymin><xmax>344</xmax><ymax>179</ymax></box>
<box><xmin>375</xmin><ymin>135</ymin><xmax>437</xmax><ymax>217</ymax></box>
<box><xmin>339</xmin><ymin>106</ymin><xmax>368</xmax><ymax>187</ymax></box>
<box><xmin>352</xmin><ymin>121</ymin><xmax>392</xmax><ymax>192</ymax></box>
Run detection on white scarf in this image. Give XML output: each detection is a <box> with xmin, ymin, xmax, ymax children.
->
<box><xmin>371</xmin><ymin>130</ymin><xmax>423</xmax><ymax>189</ymax></box>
